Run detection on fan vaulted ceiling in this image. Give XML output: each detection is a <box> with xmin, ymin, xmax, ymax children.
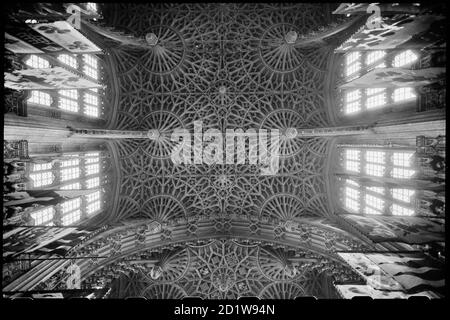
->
<box><xmin>103</xmin><ymin>3</ymin><xmax>336</xmax><ymax>222</ymax></box>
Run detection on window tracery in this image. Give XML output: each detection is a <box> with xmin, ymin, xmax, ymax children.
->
<box><xmin>23</xmin><ymin>53</ymin><xmax>103</xmax><ymax>119</ymax></box>
<box><xmin>340</xmin><ymin>147</ymin><xmax>419</xmax><ymax>217</ymax></box>
<box><xmin>341</xmin><ymin>49</ymin><xmax>420</xmax><ymax>115</ymax></box>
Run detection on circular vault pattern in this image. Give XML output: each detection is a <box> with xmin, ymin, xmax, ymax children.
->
<box><xmin>259</xmin><ymin>23</ymin><xmax>304</xmax><ymax>73</ymax></box>
<box><xmin>106</xmin><ymin>3</ymin><xmax>334</xmax><ymax>232</ymax></box>
<box><xmin>140</xmin><ymin>111</ymin><xmax>185</xmax><ymax>159</ymax></box>
<box><xmin>140</xmin><ymin>25</ymin><xmax>186</xmax><ymax>75</ymax></box>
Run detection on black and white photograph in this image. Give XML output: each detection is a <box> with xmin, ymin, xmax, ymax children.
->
<box><xmin>2</xmin><ymin>1</ymin><xmax>446</xmax><ymax>313</ymax></box>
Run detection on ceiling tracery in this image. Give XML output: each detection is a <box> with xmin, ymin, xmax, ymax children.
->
<box><xmin>66</xmin><ymin>3</ymin><xmax>370</xmax><ymax>297</ymax></box>
<box><xmin>99</xmin><ymin>2</ymin><xmax>344</xmax><ymax>241</ymax></box>
<box><xmin>87</xmin><ymin>239</ymin><xmax>362</xmax><ymax>299</ymax></box>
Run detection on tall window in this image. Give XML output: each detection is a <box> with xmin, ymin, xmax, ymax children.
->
<box><xmin>345</xmin><ymin>51</ymin><xmax>361</xmax><ymax>78</ymax></box>
<box><xmin>392</xmin><ymin>152</ymin><xmax>415</xmax><ymax>179</ymax></box>
<box><xmin>86</xmin><ymin>190</ymin><xmax>101</xmax><ymax>215</ymax></box>
<box><xmin>83</xmin><ymin>54</ymin><xmax>98</xmax><ymax>80</ymax></box>
<box><xmin>59</xmin><ymin>89</ymin><xmax>79</xmax><ymax>112</ymax></box>
<box><xmin>61</xmin><ymin>198</ymin><xmax>82</xmax><ymax>226</ymax></box>
<box><xmin>340</xmin><ymin>147</ymin><xmax>418</xmax><ymax>216</ymax></box>
<box><xmin>344</xmin><ymin>90</ymin><xmax>361</xmax><ymax>114</ymax></box>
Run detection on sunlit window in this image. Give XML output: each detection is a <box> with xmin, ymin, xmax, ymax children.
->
<box><xmin>87</xmin><ymin>201</ymin><xmax>101</xmax><ymax>215</ymax></box>
<box><xmin>30</xmin><ymin>162</ymin><xmax>54</xmax><ymax>187</ymax></box>
<box><xmin>86</xmin><ymin>191</ymin><xmax>101</xmax><ymax>203</ymax></box>
<box><xmin>61</xmin><ymin>167</ymin><xmax>80</xmax><ymax>181</ymax></box>
<box><xmin>62</xmin><ymin>209</ymin><xmax>82</xmax><ymax>226</ymax></box>
<box><xmin>83</xmin><ymin>54</ymin><xmax>98</xmax><ymax>79</ymax></box>
<box><xmin>366</xmin><ymin>50</ymin><xmax>386</xmax><ymax>66</ymax></box>
<box><xmin>392</xmin><ymin>152</ymin><xmax>414</xmax><ymax>167</ymax></box>
<box><xmin>30</xmin><ymin>207</ymin><xmax>55</xmax><ymax>225</ymax></box>
<box><xmin>366</xmin><ymin>163</ymin><xmax>384</xmax><ymax>177</ymax></box>
<box><xmin>345</xmin><ymin>149</ymin><xmax>360</xmax><ymax>172</ymax></box>
<box><xmin>86</xmin><ymin>177</ymin><xmax>100</xmax><ymax>189</ymax></box>
<box><xmin>346</xmin><ymin>179</ymin><xmax>359</xmax><ymax>187</ymax></box>
<box><xmin>84</xmin><ymin>105</ymin><xmax>99</xmax><ymax>117</ymax></box>
<box><xmin>84</xmin><ymin>93</ymin><xmax>98</xmax><ymax>106</ymax></box>
<box><xmin>61</xmin><ymin>158</ymin><xmax>80</xmax><ymax>168</ymax></box>
<box><xmin>84</xmin><ymin>92</ymin><xmax>99</xmax><ymax>117</ymax></box>
<box><xmin>345</xmin><ymin>51</ymin><xmax>361</xmax><ymax>77</ymax></box>
<box><xmin>341</xmin><ymin>147</ymin><xmax>417</xmax><ymax>218</ymax></box>
<box><xmin>364</xmin><ymin>194</ymin><xmax>384</xmax><ymax>215</ymax></box>
<box><xmin>393</xmin><ymin>50</ymin><xmax>418</xmax><ymax>67</ymax></box>
<box><xmin>60</xmin><ymin>89</ymin><xmax>78</xmax><ymax>100</ymax></box>
<box><xmin>58</xmin><ymin>54</ymin><xmax>78</xmax><ymax>68</ymax></box>
<box><xmin>28</xmin><ymin>91</ymin><xmax>52</xmax><ymax>106</ymax></box>
<box><xmin>58</xmin><ymin>97</ymin><xmax>79</xmax><ymax>112</ymax></box>
<box><xmin>61</xmin><ymin>182</ymin><xmax>81</xmax><ymax>190</ymax></box>
<box><xmin>392</xmin><ymin>204</ymin><xmax>414</xmax><ymax>216</ymax></box>
<box><xmin>393</xmin><ymin>87</ymin><xmax>416</xmax><ymax>103</ymax></box>
<box><xmin>391</xmin><ymin>152</ymin><xmax>415</xmax><ymax>179</ymax></box>
<box><xmin>86</xmin><ymin>163</ymin><xmax>100</xmax><ymax>176</ymax></box>
<box><xmin>366</xmin><ymin>151</ymin><xmax>385</xmax><ymax>164</ymax></box>
<box><xmin>33</xmin><ymin>163</ymin><xmax>52</xmax><ymax>171</ymax></box>
<box><xmin>61</xmin><ymin>198</ymin><xmax>82</xmax><ymax>225</ymax></box>
<box><xmin>365</xmin><ymin>151</ymin><xmax>385</xmax><ymax>177</ymax></box>
<box><xmin>345</xmin><ymin>185</ymin><xmax>360</xmax><ymax>212</ymax></box>
<box><xmin>345</xmin><ymin>89</ymin><xmax>361</xmax><ymax>114</ymax></box>
<box><xmin>25</xmin><ymin>55</ymin><xmax>50</xmax><ymax>68</ymax></box>
<box><xmin>62</xmin><ymin>198</ymin><xmax>81</xmax><ymax>212</ymax></box>
<box><xmin>366</xmin><ymin>186</ymin><xmax>384</xmax><ymax>195</ymax></box>
<box><xmin>392</xmin><ymin>167</ymin><xmax>415</xmax><ymax>179</ymax></box>
<box><xmin>86</xmin><ymin>190</ymin><xmax>101</xmax><ymax>215</ymax></box>
<box><xmin>366</xmin><ymin>88</ymin><xmax>386</xmax><ymax>109</ymax></box>
<box><xmin>392</xmin><ymin>188</ymin><xmax>415</xmax><ymax>203</ymax></box>
<box><xmin>85</xmin><ymin>152</ymin><xmax>100</xmax><ymax>163</ymax></box>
